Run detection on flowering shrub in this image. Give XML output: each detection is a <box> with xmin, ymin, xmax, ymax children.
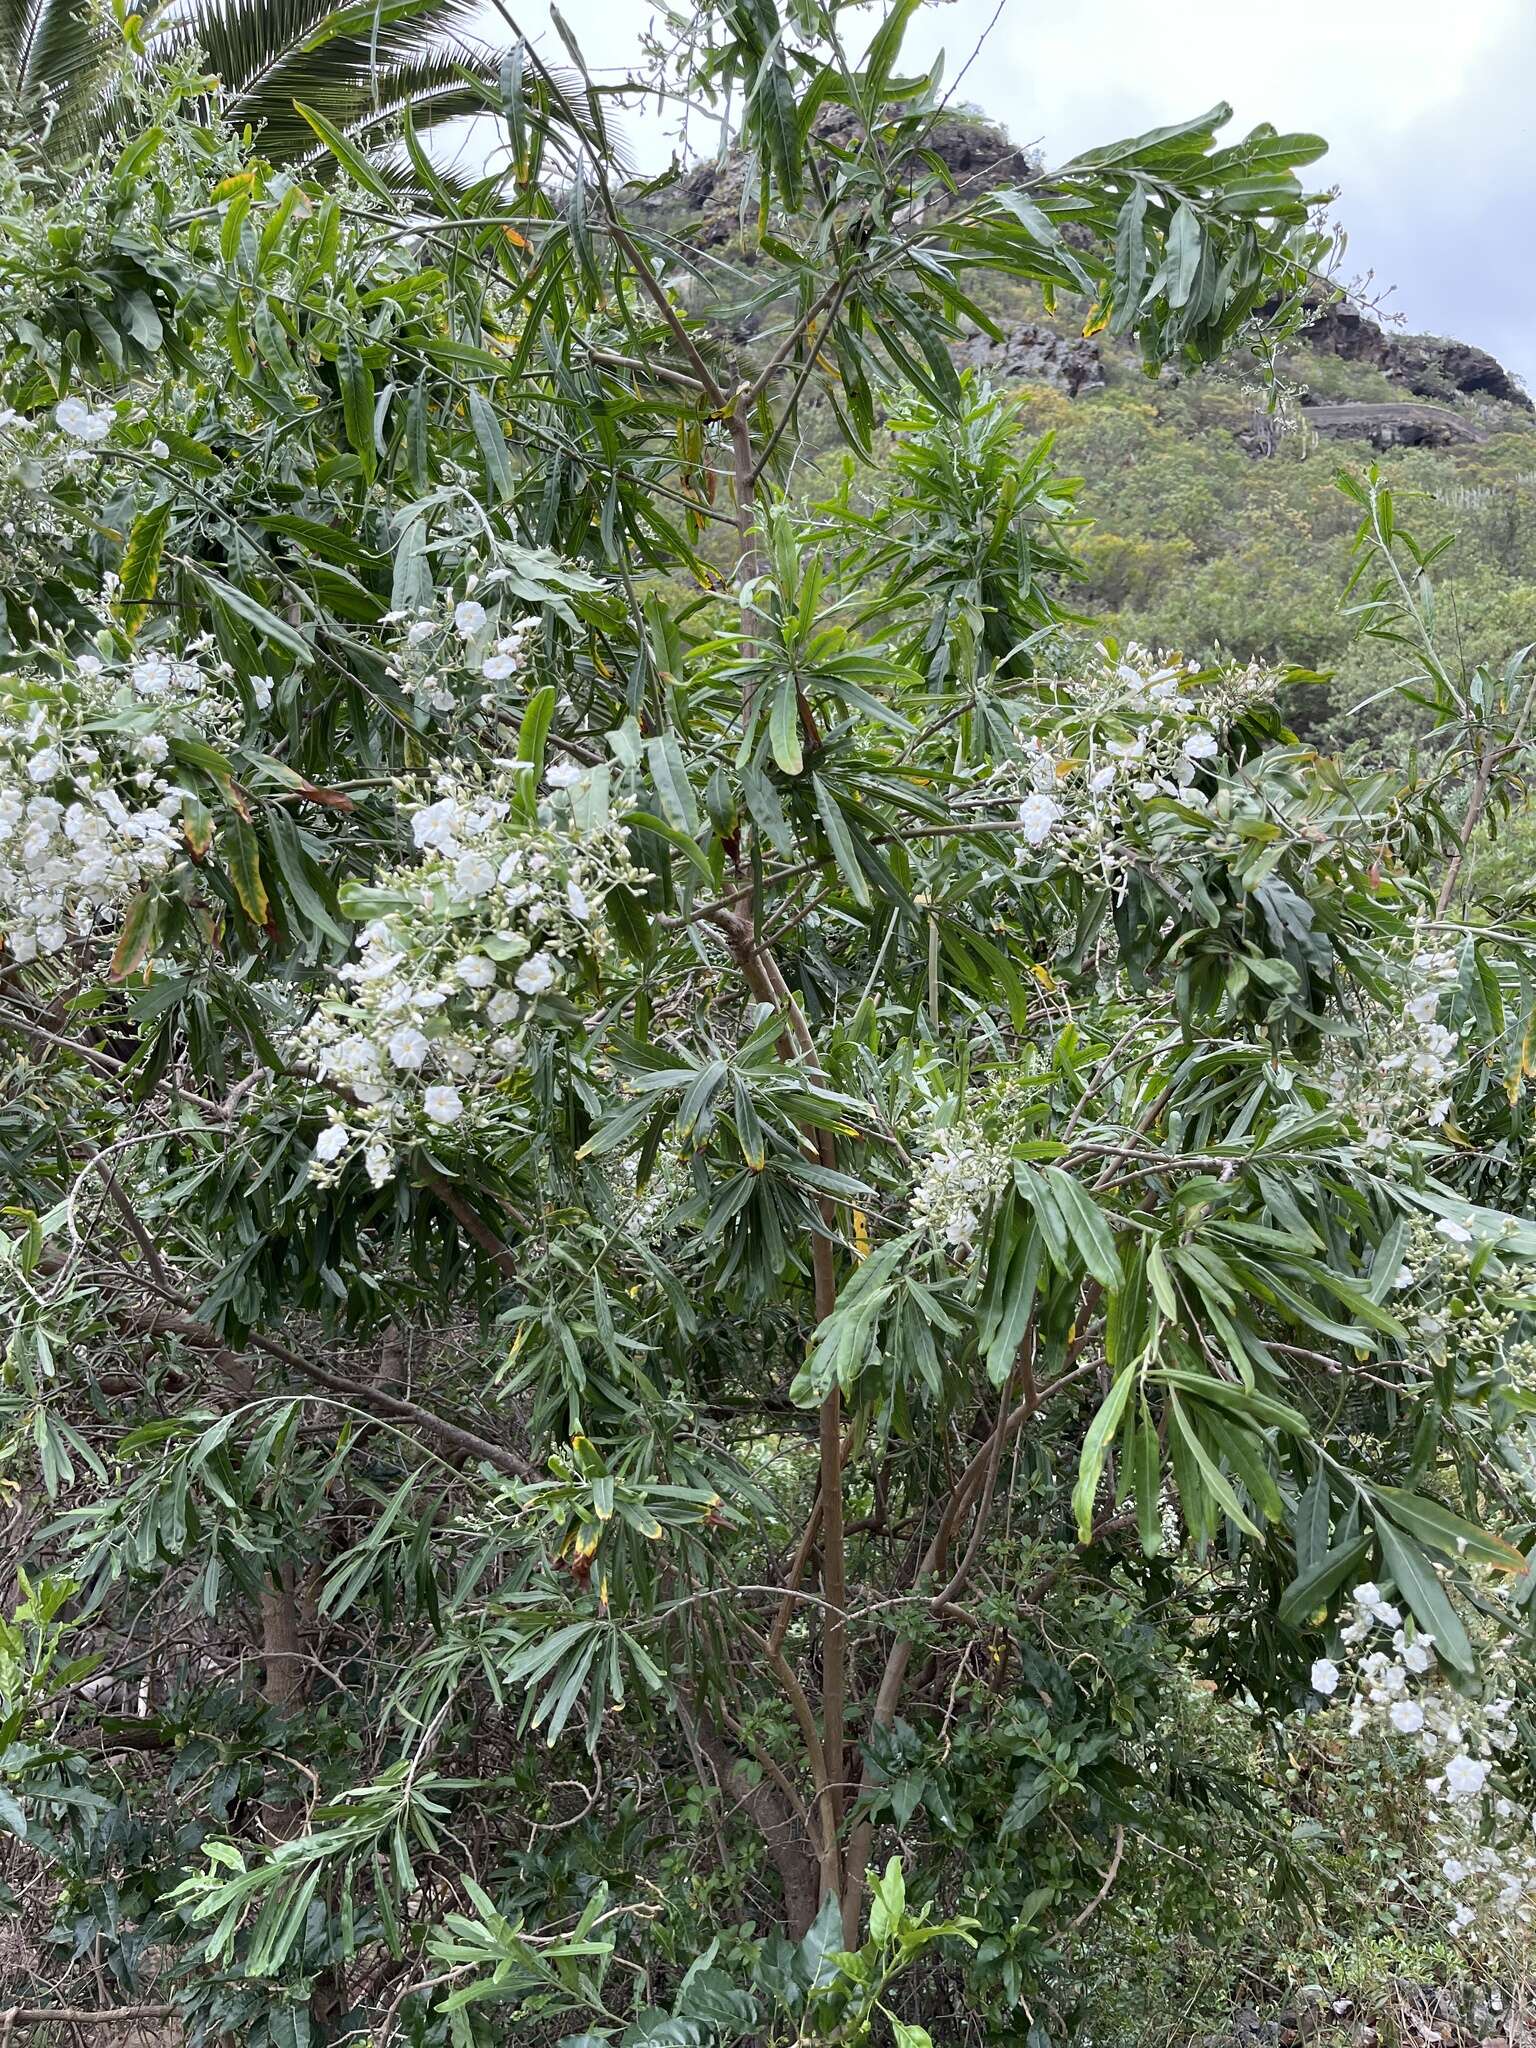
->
<box><xmin>0</xmin><ymin>634</ymin><xmax>255</xmax><ymax>963</ymax></box>
<box><xmin>5</xmin><ymin>20</ymin><xmax>1536</xmax><ymax>2048</ymax></box>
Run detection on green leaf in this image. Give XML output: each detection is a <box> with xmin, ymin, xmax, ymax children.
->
<box><xmin>891</xmin><ymin>2025</ymin><xmax>934</xmax><ymax>2048</ymax></box>
<box><xmin>749</xmin><ymin>54</ymin><xmax>801</xmax><ymax>211</ymax></box>
<box><xmin>1375</xmin><ymin>1520</ymin><xmax>1474</xmax><ymax>1673</ymax></box>
<box><xmin>115</xmin><ymin>498</ymin><xmax>173</xmax><ymax>638</ymax></box>
<box><xmin>1073</xmin><ymin>1370</ymin><xmax>1135</xmax><ymax>1542</ymax></box>
<box><xmin>518</xmin><ymin>685</ymin><xmax>557</xmax><ymax>775</ymax></box>
<box><xmin>1041</xmin><ymin>1168</ymin><xmax>1120</xmax><ymax>1291</ymax></box>
<box><xmin>768</xmin><ymin>679</ymin><xmax>803</xmax><ymax>776</ymax></box>
<box><xmin>1278</xmin><ymin>1537</ymin><xmax>1369</xmax><ymax>1632</ymax></box>
<box><xmin>1166</xmin><ymin>202</ymin><xmax>1203</xmax><ymax>309</ymax></box>
<box><xmin>811</xmin><ymin>775</ymin><xmax>871</xmax><ymax>908</ymax></box>
<box><xmin>292</xmin><ymin>101</ymin><xmax>394</xmax><ymax>199</ymax></box>
<box><xmin>646</xmin><ymin>733</ymin><xmax>701</xmax><ymax>835</ymax></box>
<box><xmin>226</xmin><ymin>818</ymin><xmax>270</xmax><ymax>927</ymax></box>
<box><xmin>467</xmin><ymin>389</ymin><xmax>515</xmax><ymax>504</ymax></box>
<box><xmin>337</xmin><ymin>329</ymin><xmax>377</xmax><ymax>483</ymax></box>
<box><xmin>867</xmin><ymin>1855</ymin><xmax>906</xmax><ymax>1943</ymax></box>
<box><xmin>1133</xmin><ymin>1395</ymin><xmax>1162</xmax><ymax>1556</ymax></box>
<box><xmin>1375</xmin><ymin>1487</ymin><xmax>1524</xmax><ymax>1573</ymax></box>
<box><xmin>1168</xmin><ymin>1395</ymin><xmax>1261</xmax><ymax>1538</ymax></box>
<box><xmin>199</xmin><ymin>572</ymin><xmax>313</xmax><ymax>666</ymax></box>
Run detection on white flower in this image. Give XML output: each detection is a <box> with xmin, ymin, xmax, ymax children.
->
<box><xmin>251</xmin><ymin>675</ymin><xmax>274</xmax><ymax>710</ymax></box>
<box><xmin>387</xmin><ymin>1025</ymin><xmax>429</xmax><ymax>1070</ymax></box>
<box><xmin>1088</xmin><ymin>762</ymin><xmax>1117</xmax><ymax>794</ymax></box>
<box><xmin>944</xmin><ymin>1205</ymin><xmax>980</xmax><ymax>1249</ymax></box>
<box><xmin>1017</xmin><ymin>792</ymin><xmax>1061</xmax><ymax>847</ymax></box>
<box><xmin>482</xmin><ymin>653</ymin><xmax>515</xmax><ymax>681</ymax></box>
<box><xmin>515</xmin><ymin>951</ymin><xmax>558</xmax><ymax>996</ymax></box>
<box><xmin>364</xmin><ymin>1138</ymin><xmax>395</xmax><ymax>1187</ymax></box>
<box><xmin>1436</xmin><ymin>1217</ymin><xmax>1474</xmax><ymax>1245</ymax></box>
<box><xmin>1445</xmin><ymin>1753</ymin><xmax>1490</xmax><ymax>1801</ymax></box>
<box><xmin>1402</xmin><ymin>1639</ymin><xmax>1434</xmax><ymax>1675</ymax></box>
<box><xmin>406</xmin><ymin>619</ymin><xmax>437</xmax><ymax>645</ymax></box>
<box><xmin>423</xmin><ymin>1083</ymin><xmax>463</xmax><ymax>1125</ymax></box>
<box><xmin>1106</xmin><ymin>734</ymin><xmax>1146</xmax><ymax>759</ymax></box>
<box><xmin>487</xmin><ymin>990</ymin><xmax>520</xmax><ymax>1025</ymax></box>
<box><xmin>1405</xmin><ymin>990</ymin><xmax>1440</xmax><ymax>1025</ymax></box>
<box><xmin>1182</xmin><ymin>729</ymin><xmax>1219</xmax><ymax>760</ymax></box>
<box><xmin>314</xmin><ymin>1123</ymin><xmax>350</xmax><ymax>1163</ymax></box>
<box><xmin>452</xmin><ymin>852</ymin><xmax>497</xmax><ymax>898</ymax></box>
<box><xmin>75</xmin><ymin>654</ymin><xmax>103</xmax><ymax>678</ymax></box>
<box><xmin>454</xmin><ymin>599</ymin><xmax>487</xmax><ymax>638</ymax></box>
<box><xmin>55</xmin><ymin>396</ymin><xmax>112</xmax><ymax>443</ymax></box>
<box><xmin>26</xmin><ymin>747</ymin><xmax>61</xmax><ymax>783</ymax></box>
<box><xmin>1443</xmin><ymin>1856</ymin><xmax>1468</xmax><ymax>1884</ymax></box>
<box><xmin>1389</xmin><ymin>1699</ymin><xmax>1425</xmax><ymax>1734</ymax></box>
<box><xmin>566</xmin><ymin>879</ymin><xmax>590</xmax><ymax>921</ymax></box>
<box><xmin>1392</xmin><ymin>1265</ymin><xmax>1414</xmax><ymax>1290</ymax></box>
<box><xmin>1352</xmin><ymin>1583</ymin><xmax>1383</xmax><ymax>1611</ymax></box>
<box><xmin>545</xmin><ymin>762</ymin><xmax>584</xmax><ymax>789</ymax></box>
<box><xmin>135</xmin><ymin>734</ymin><xmax>169</xmax><ymax>765</ymax></box>
<box><xmin>412</xmin><ymin>797</ymin><xmax>461</xmax><ymax>854</ymax></box>
<box><xmin>150</xmin><ymin>437</ymin><xmax>169</xmax><ymax>459</ymax></box>
<box><xmin>455</xmin><ymin>954</ymin><xmax>496</xmax><ymax>989</ymax></box>
<box><xmin>438</xmin><ymin>1038</ymin><xmax>477</xmax><ymax>1078</ymax></box>
<box><xmin>1310</xmin><ymin>1658</ymin><xmax>1340</xmax><ymax>1698</ymax></box>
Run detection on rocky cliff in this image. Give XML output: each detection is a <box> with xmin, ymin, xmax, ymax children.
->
<box><xmin>635</xmin><ymin>111</ymin><xmax>1529</xmax><ymax>423</ymax></box>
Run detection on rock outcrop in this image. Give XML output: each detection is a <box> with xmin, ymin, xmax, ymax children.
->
<box><xmin>1302</xmin><ymin>299</ymin><xmax>1530</xmax><ymax>411</ymax></box>
<box><xmin>953</xmin><ymin>322</ymin><xmax>1105</xmax><ymax>397</ymax></box>
<box><xmin>1299</xmin><ymin>400</ymin><xmax>1490</xmax><ymax>449</ymax></box>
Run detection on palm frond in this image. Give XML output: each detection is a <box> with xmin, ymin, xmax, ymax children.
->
<box><xmin>4</xmin><ymin>0</ymin><xmax>506</xmax><ymax>170</ymax></box>
<box><xmin>0</xmin><ymin>0</ymin><xmax>117</xmax><ymax>150</ymax></box>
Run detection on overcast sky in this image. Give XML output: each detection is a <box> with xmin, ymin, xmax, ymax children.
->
<box><xmin>466</xmin><ymin>0</ymin><xmax>1535</xmax><ymax>393</ymax></box>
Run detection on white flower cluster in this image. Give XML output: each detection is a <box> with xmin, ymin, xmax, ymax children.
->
<box><xmin>55</xmin><ymin>396</ymin><xmax>115</xmax><ymax>445</ymax></box>
<box><xmin>909</xmin><ymin>1111</ymin><xmax>1016</xmax><ymax>1255</ymax></box>
<box><xmin>1310</xmin><ymin>1583</ymin><xmax>1532</xmax><ymax>1949</ymax></box>
<box><xmin>978</xmin><ymin>645</ymin><xmax>1277</xmax><ymax>866</ymax></box>
<box><xmin>296</xmin><ymin>764</ymin><xmax>635</xmax><ymax>1186</ymax></box>
<box><xmin>385</xmin><ymin>586</ymin><xmax>541</xmax><ymax>724</ymax></box>
<box><xmin>1341</xmin><ymin>947</ymin><xmax>1465</xmax><ymax>1153</ymax></box>
<box><xmin>0</xmin><ymin>666</ymin><xmax>188</xmax><ymax>962</ymax></box>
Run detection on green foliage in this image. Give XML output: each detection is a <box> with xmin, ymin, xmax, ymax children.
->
<box><xmin>0</xmin><ymin>6</ymin><xmax>1533</xmax><ymax>2045</ymax></box>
